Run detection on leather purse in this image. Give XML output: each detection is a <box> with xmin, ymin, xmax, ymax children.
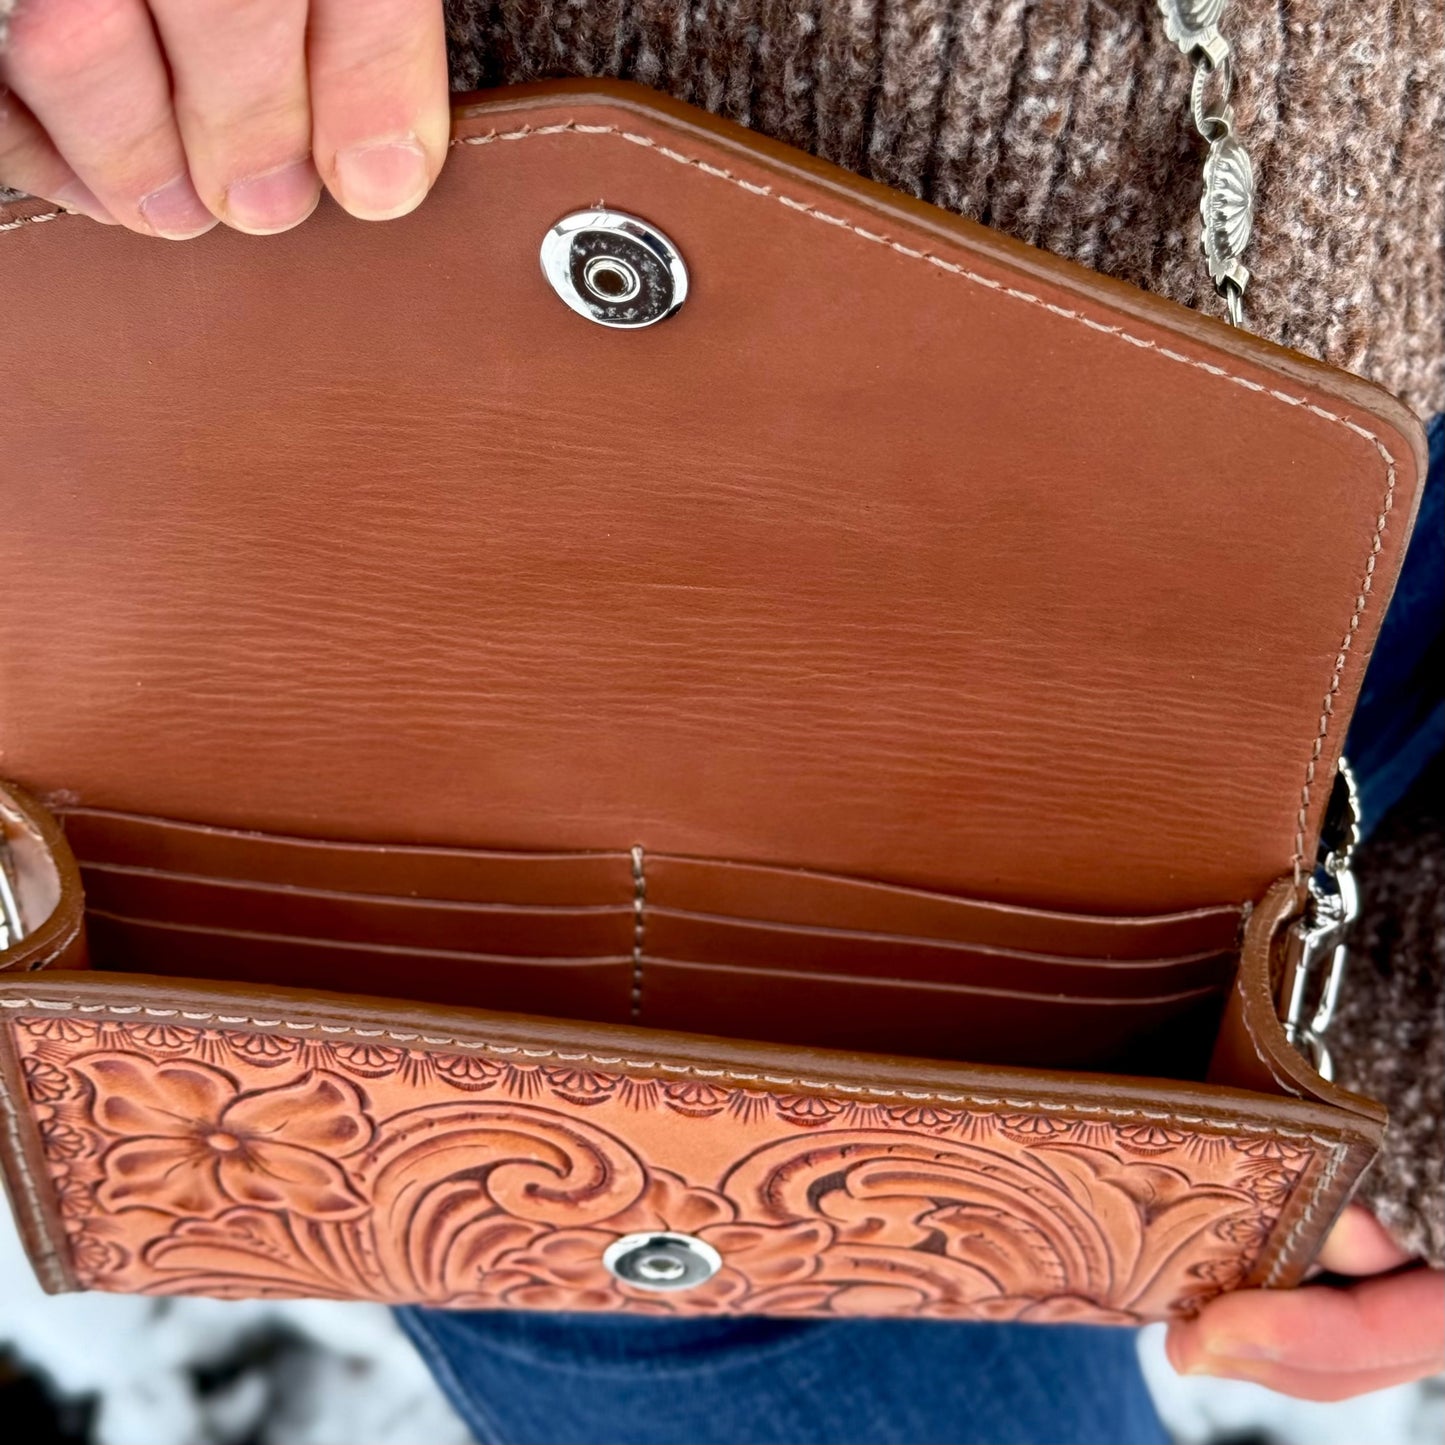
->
<box><xmin>0</xmin><ymin>78</ymin><xmax>1426</xmax><ymax>1324</ymax></box>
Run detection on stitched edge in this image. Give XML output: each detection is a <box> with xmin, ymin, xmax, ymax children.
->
<box><xmin>0</xmin><ymin>913</ymin><xmax>84</xmax><ymax>977</ymax></box>
<box><xmin>1237</xmin><ymin>976</ymin><xmax>1306</xmax><ymax>1099</ymax></box>
<box><xmin>0</xmin><ymin>208</ymin><xmax>61</xmax><ymax>231</ymax></box>
<box><xmin>1262</xmin><ymin>1138</ymin><xmax>1348</xmax><ymax>1288</ymax></box>
<box><xmin>3</xmin><ymin>118</ymin><xmax>1400</xmax><ymax>876</ymax></box>
<box><xmin>1292</xmin><ymin>470</ymin><xmax>1397</xmax><ymax>884</ymax></box>
<box><xmin>451</xmin><ymin>120</ymin><xmax>1400</xmax><ymax>879</ymax></box>
<box><xmin>0</xmin><ymin>995</ymin><xmax>1345</xmax><ymax>1142</ymax></box>
<box><xmin>0</xmin><ymin>996</ymin><xmax>1353</xmax><ymax>1299</ymax></box>
<box><xmin>630</xmin><ymin>844</ymin><xmax>645</xmax><ymax>1021</ymax></box>
<box><xmin>0</xmin><ymin>1026</ymin><xmax>67</xmax><ymax>1290</ymax></box>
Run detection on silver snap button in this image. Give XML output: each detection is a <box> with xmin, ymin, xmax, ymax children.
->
<box><xmin>539</xmin><ymin>210</ymin><xmax>688</xmax><ymax>329</ymax></box>
<box><xmin>602</xmin><ymin>1231</ymin><xmax>721</xmax><ymax>1291</ymax></box>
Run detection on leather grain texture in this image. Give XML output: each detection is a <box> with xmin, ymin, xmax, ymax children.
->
<box><xmin>0</xmin><ymin>971</ymin><xmax>1377</xmax><ymax>1322</ymax></box>
<box><xmin>55</xmin><ymin>805</ymin><xmax>1240</xmax><ymax>1071</ymax></box>
<box><xmin>0</xmin><ymin>80</ymin><xmax>1422</xmax><ymax>1318</ymax></box>
<box><xmin>0</xmin><ymin>82</ymin><xmax>1426</xmax><ymax>916</ymax></box>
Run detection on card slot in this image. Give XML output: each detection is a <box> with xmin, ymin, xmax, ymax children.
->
<box><xmin>86</xmin><ymin>914</ymin><xmax>635</xmax><ymax>1020</ymax></box>
<box><xmin>80</xmin><ymin>867</ymin><xmax>635</xmax><ymax>956</ymax></box>
<box><xmin>643</xmin><ymin>911</ymin><xmax>1234</xmax><ymax>999</ymax></box>
<box><xmin>62</xmin><ymin>808</ymin><xmax>633</xmax><ymax>905</ymax></box>
<box><xmin>636</xmin><ymin>957</ymin><xmax>1225</xmax><ymax>1073</ymax></box>
<box><xmin>638</xmin><ymin>955</ymin><xmax>1223</xmax><ymax>1007</ymax></box>
<box><xmin>647</xmin><ymin>854</ymin><xmax>1242</xmax><ymax>959</ymax></box>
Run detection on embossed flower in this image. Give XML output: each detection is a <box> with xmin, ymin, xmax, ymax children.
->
<box><xmin>22</xmin><ymin>1017</ymin><xmax>98</xmax><ymax>1045</ymax></box>
<box><xmin>70</xmin><ymin>1231</ymin><xmax>130</xmax><ymax>1279</ymax></box>
<box><xmin>130</xmin><ymin>1024</ymin><xmax>203</xmax><ymax>1051</ymax></box>
<box><xmin>433</xmin><ymin>1053</ymin><xmax>503</xmax><ymax>1089</ymax></box>
<box><xmin>330</xmin><ymin>1042</ymin><xmax>407</xmax><ymax>1077</ymax></box>
<box><xmin>885</xmin><ymin>1104</ymin><xmax>955</xmax><ymax>1130</ymax></box>
<box><xmin>75</xmin><ymin>1054</ymin><xmax>374</xmax><ymax>1220</ymax></box>
<box><xmin>998</xmin><ymin>1113</ymin><xmax>1071</xmax><ymax>1138</ymax></box>
<box><xmin>22</xmin><ymin>1057</ymin><xmax>74</xmax><ymax>1103</ymax></box>
<box><xmin>39</xmin><ymin>1119</ymin><xmax>96</xmax><ymax>1161</ymax></box>
<box><xmin>543</xmin><ymin>1067</ymin><xmax>617</xmax><ymax>1105</ymax></box>
<box><xmin>223</xmin><ymin>1030</ymin><xmax>302</xmax><ymax>1067</ymax></box>
<box><xmin>1116</xmin><ymin>1123</ymin><xmax>1187</xmax><ymax>1153</ymax></box>
<box><xmin>663</xmin><ymin>1081</ymin><xmax>729</xmax><ymax>1116</ymax></box>
<box><xmin>776</xmin><ymin>1095</ymin><xmax>846</xmax><ymax>1126</ymax></box>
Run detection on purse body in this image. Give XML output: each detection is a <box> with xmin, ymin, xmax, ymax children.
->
<box><xmin>0</xmin><ymin>81</ymin><xmax>1427</xmax><ymax>1323</ymax></box>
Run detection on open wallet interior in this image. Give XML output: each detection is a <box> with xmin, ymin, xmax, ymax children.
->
<box><xmin>0</xmin><ymin>81</ymin><xmax>1427</xmax><ymax>1316</ymax></box>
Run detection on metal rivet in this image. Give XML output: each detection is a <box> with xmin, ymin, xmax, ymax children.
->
<box><xmin>540</xmin><ymin>210</ymin><xmax>688</xmax><ymax>329</ymax></box>
<box><xmin>602</xmin><ymin>1231</ymin><xmax>721</xmax><ymax>1291</ymax></box>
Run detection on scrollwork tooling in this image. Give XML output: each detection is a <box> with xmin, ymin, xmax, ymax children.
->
<box><xmin>10</xmin><ymin>1017</ymin><xmax>1319</xmax><ymax>1321</ymax></box>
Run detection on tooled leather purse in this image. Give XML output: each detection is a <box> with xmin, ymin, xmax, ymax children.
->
<box><xmin>0</xmin><ymin>14</ymin><xmax>1427</xmax><ymax>1323</ymax></box>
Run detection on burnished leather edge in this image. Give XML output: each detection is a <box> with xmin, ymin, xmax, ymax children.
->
<box><xmin>0</xmin><ymin>964</ymin><xmax>1381</xmax><ymax>1301</ymax></box>
<box><xmin>0</xmin><ymin>781</ymin><xmax>88</xmax><ymax>975</ymax></box>
<box><xmin>0</xmin><ymin>1015</ymin><xmax>77</xmax><ymax>1291</ymax></box>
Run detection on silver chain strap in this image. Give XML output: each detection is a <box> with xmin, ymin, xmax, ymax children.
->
<box><xmin>1157</xmin><ymin>0</ymin><xmax>1257</xmax><ymax>326</ymax></box>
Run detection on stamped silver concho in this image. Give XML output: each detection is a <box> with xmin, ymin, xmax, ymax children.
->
<box><xmin>540</xmin><ymin>209</ymin><xmax>688</xmax><ymax>329</ymax></box>
<box><xmin>1156</xmin><ymin>0</ymin><xmax>1228</xmax><ymax>66</ymax></box>
<box><xmin>1200</xmin><ymin>134</ymin><xmax>1254</xmax><ymax>297</ymax></box>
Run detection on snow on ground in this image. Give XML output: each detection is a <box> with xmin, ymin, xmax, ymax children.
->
<box><xmin>2</xmin><ymin>1194</ymin><xmax>1439</xmax><ymax>1444</ymax></box>
<box><xmin>1139</xmin><ymin>1324</ymin><xmax>1444</xmax><ymax>1445</ymax></box>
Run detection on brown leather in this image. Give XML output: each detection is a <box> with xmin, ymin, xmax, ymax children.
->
<box><xmin>56</xmin><ymin>804</ymin><xmax>1238</xmax><ymax>1071</ymax></box>
<box><xmin>0</xmin><ymin>82</ymin><xmax>1426</xmax><ymax>918</ymax></box>
<box><xmin>0</xmin><ymin>961</ymin><xmax>1380</xmax><ymax>1321</ymax></box>
<box><xmin>0</xmin><ymin>783</ymin><xmax>88</xmax><ymax>975</ymax></box>
<box><xmin>0</xmin><ymin>781</ymin><xmax>1388</xmax><ymax>1318</ymax></box>
<box><xmin>0</xmin><ymin>79</ymin><xmax>1421</xmax><ymax>1317</ymax></box>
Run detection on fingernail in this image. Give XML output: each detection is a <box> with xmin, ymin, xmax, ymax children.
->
<box><xmin>138</xmin><ymin>173</ymin><xmax>217</xmax><ymax>239</ymax></box>
<box><xmin>52</xmin><ymin>180</ymin><xmax>119</xmax><ymax>226</ymax></box>
<box><xmin>225</xmin><ymin>159</ymin><xmax>320</xmax><ymax>234</ymax></box>
<box><xmin>334</xmin><ymin>138</ymin><xmax>428</xmax><ymax>220</ymax></box>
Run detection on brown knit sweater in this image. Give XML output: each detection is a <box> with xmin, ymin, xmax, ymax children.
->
<box><xmin>1</xmin><ymin>0</ymin><xmax>1441</xmax><ymax>1259</ymax></box>
<box><xmin>430</xmin><ymin>0</ymin><xmax>1445</xmax><ymax>418</ymax></box>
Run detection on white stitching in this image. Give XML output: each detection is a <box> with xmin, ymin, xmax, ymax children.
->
<box><xmin>0</xmin><ymin>209</ymin><xmax>62</xmax><ymax>232</ymax></box>
<box><xmin>0</xmin><ymin>995</ymin><xmax>1345</xmax><ymax>1146</ymax></box>
<box><xmin>449</xmin><ymin>120</ymin><xmax>1400</xmax><ymax>877</ymax></box>
<box><xmin>1292</xmin><ymin>447</ymin><xmax>1396</xmax><ymax>883</ymax></box>
<box><xmin>630</xmin><ymin>845</ymin><xmax>645</xmax><ymax>1022</ymax></box>
<box><xmin>1262</xmin><ymin>1139</ymin><xmax>1347</xmax><ymax>1287</ymax></box>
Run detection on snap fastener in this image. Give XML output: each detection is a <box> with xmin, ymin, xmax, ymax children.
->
<box><xmin>539</xmin><ymin>210</ymin><xmax>688</xmax><ymax>329</ymax></box>
<box><xmin>602</xmin><ymin>1231</ymin><xmax>721</xmax><ymax>1291</ymax></box>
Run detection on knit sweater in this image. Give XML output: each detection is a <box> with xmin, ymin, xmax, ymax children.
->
<box><xmin>1</xmin><ymin>0</ymin><xmax>1441</xmax><ymax>1259</ymax></box>
<box><xmin>433</xmin><ymin>0</ymin><xmax>1445</xmax><ymax>418</ymax></box>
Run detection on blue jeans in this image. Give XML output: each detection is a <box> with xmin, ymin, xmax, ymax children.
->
<box><xmin>397</xmin><ymin>1309</ymin><xmax>1169</xmax><ymax>1445</ymax></box>
<box><xmin>396</xmin><ymin>416</ymin><xmax>1443</xmax><ymax>1445</ymax></box>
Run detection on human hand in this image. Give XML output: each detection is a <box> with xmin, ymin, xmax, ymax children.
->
<box><xmin>1167</xmin><ymin>1204</ymin><xmax>1445</xmax><ymax>1401</ymax></box>
<box><xmin>0</xmin><ymin>0</ymin><xmax>448</xmax><ymax>236</ymax></box>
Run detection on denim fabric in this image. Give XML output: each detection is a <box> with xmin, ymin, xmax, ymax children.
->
<box><xmin>396</xmin><ymin>1307</ymin><xmax>1170</xmax><ymax>1445</ymax></box>
<box><xmin>394</xmin><ymin>417</ymin><xmax>1444</xmax><ymax>1445</ymax></box>
<box><xmin>1345</xmin><ymin>412</ymin><xmax>1445</xmax><ymax>836</ymax></box>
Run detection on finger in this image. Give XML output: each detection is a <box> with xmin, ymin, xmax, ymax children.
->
<box><xmin>0</xmin><ymin>86</ymin><xmax>118</xmax><ymax>223</ymax></box>
<box><xmin>1167</xmin><ymin>1269</ymin><xmax>1445</xmax><ymax>1403</ymax></box>
<box><xmin>1317</xmin><ymin>1204</ymin><xmax>1414</xmax><ymax>1277</ymax></box>
<box><xmin>308</xmin><ymin>0</ymin><xmax>449</xmax><ymax>222</ymax></box>
<box><xmin>2</xmin><ymin>0</ymin><xmax>215</xmax><ymax>238</ymax></box>
<box><xmin>146</xmin><ymin>0</ymin><xmax>319</xmax><ymax>234</ymax></box>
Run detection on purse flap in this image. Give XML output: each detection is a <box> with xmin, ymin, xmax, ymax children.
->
<box><xmin>0</xmin><ymin>81</ymin><xmax>1426</xmax><ymax>914</ymax></box>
